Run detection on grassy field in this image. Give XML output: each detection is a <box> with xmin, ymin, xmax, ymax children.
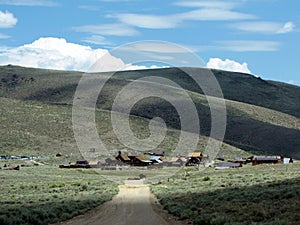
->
<box><xmin>151</xmin><ymin>162</ymin><xmax>300</xmax><ymax>225</ymax></box>
<box><xmin>0</xmin><ymin>165</ymin><xmax>118</xmax><ymax>225</ymax></box>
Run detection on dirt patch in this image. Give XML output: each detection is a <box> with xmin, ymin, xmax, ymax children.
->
<box><xmin>53</xmin><ymin>180</ymin><xmax>190</xmax><ymax>225</ymax></box>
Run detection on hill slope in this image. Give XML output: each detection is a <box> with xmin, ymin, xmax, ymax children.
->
<box><xmin>0</xmin><ymin>65</ymin><xmax>299</xmax><ymax>159</ymax></box>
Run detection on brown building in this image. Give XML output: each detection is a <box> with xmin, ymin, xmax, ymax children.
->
<box><xmin>252</xmin><ymin>156</ymin><xmax>282</xmax><ymax>166</ymax></box>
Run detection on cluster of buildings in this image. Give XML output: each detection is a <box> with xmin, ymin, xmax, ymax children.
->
<box><xmin>59</xmin><ymin>150</ymin><xmax>294</xmax><ymax>170</ymax></box>
<box><xmin>60</xmin><ymin>151</ymin><xmax>208</xmax><ymax>169</ymax></box>
<box><xmin>215</xmin><ymin>155</ymin><xmax>293</xmax><ymax>169</ymax></box>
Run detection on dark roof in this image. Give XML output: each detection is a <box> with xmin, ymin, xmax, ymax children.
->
<box><xmin>76</xmin><ymin>160</ymin><xmax>89</xmax><ymax>164</ymax></box>
<box><xmin>155</xmin><ymin>151</ymin><xmax>165</xmax><ymax>156</ymax></box>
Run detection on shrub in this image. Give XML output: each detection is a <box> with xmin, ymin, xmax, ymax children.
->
<box><xmin>203</xmin><ymin>176</ymin><xmax>210</xmax><ymax>181</ymax></box>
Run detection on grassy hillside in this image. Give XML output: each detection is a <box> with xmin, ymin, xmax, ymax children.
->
<box><xmin>0</xmin><ymin>97</ymin><xmax>246</xmax><ymax>161</ymax></box>
<box><xmin>0</xmin><ymin>65</ymin><xmax>299</xmax><ymax>159</ymax></box>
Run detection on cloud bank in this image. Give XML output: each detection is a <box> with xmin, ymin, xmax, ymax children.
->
<box><xmin>207</xmin><ymin>58</ymin><xmax>251</xmax><ymax>74</ymax></box>
<box><xmin>0</xmin><ymin>37</ymin><xmax>151</xmax><ymax>72</ymax></box>
<box><xmin>0</xmin><ymin>37</ymin><xmax>109</xmax><ymax>71</ymax></box>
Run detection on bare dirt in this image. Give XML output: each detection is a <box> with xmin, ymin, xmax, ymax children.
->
<box><xmin>54</xmin><ymin>180</ymin><xmax>190</xmax><ymax>225</ymax></box>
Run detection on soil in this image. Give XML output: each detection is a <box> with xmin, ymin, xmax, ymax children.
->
<box><xmin>53</xmin><ymin>180</ymin><xmax>190</xmax><ymax>225</ymax></box>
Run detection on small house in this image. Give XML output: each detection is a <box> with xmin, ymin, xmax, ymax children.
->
<box><xmin>186</xmin><ymin>152</ymin><xmax>202</xmax><ymax>166</ymax></box>
<box><xmin>168</xmin><ymin>157</ymin><xmax>186</xmax><ymax>167</ymax></box>
<box><xmin>252</xmin><ymin>156</ymin><xmax>282</xmax><ymax>166</ymax></box>
<box><xmin>130</xmin><ymin>156</ymin><xmax>152</xmax><ymax>166</ymax></box>
<box><xmin>115</xmin><ymin>151</ymin><xmax>131</xmax><ymax>164</ymax></box>
<box><xmin>89</xmin><ymin>161</ymin><xmax>102</xmax><ymax>168</ymax></box>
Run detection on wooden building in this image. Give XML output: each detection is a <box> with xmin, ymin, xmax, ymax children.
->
<box><xmin>186</xmin><ymin>152</ymin><xmax>202</xmax><ymax>166</ymax></box>
<box><xmin>252</xmin><ymin>156</ymin><xmax>282</xmax><ymax>166</ymax></box>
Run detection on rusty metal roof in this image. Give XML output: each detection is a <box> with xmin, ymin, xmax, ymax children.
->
<box><xmin>188</xmin><ymin>152</ymin><xmax>202</xmax><ymax>157</ymax></box>
<box><xmin>121</xmin><ymin>154</ymin><xmax>130</xmax><ymax>161</ymax></box>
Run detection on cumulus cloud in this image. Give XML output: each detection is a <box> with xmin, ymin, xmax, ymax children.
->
<box><xmin>0</xmin><ymin>37</ymin><xmax>159</xmax><ymax>72</ymax></box>
<box><xmin>0</xmin><ymin>10</ymin><xmax>17</xmax><ymax>28</ymax></box>
<box><xmin>206</xmin><ymin>58</ymin><xmax>251</xmax><ymax>74</ymax></box>
<box><xmin>0</xmin><ymin>37</ymin><xmax>109</xmax><ymax>71</ymax></box>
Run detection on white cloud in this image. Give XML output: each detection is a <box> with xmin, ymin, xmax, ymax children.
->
<box><xmin>277</xmin><ymin>22</ymin><xmax>295</xmax><ymax>34</ymax></box>
<box><xmin>181</xmin><ymin>8</ymin><xmax>256</xmax><ymax>21</ymax></box>
<box><xmin>114</xmin><ymin>9</ymin><xmax>255</xmax><ymax>29</ymax></box>
<box><xmin>0</xmin><ymin>11</ymin><xmax>17</xmax><ymax>28</ymax></box>
<box><xmin>115</xmin><ymin>14</ymin><xmax>180</xmax><ymax>29</ymax></box>
<box><xmin>82</xmin><ymin>35</ymin><xmax>113</xmax><ymax>46</ymax></box>
<box><xmin>0</xmin><ymin>37</ymin><xmax>163</xmax><ymax>72</ymax></box>
<box><xmin>217</xmin><ymin>40</ymin><xmax>280</xmax><ymax>52</ymax></box>
<box><xmin>0</xmin><ymin>0</ymin><xmax>58</xmax><ymax>6</ymax></box>
<box><xmin>0</xmin><ymin>33</ymin><xmax>10</xmax><ymax>39</ymax></box>
<box><xmin>207</xmin><ymin>58</ymin><xmax>251</xmax><ymax>74</ymax></box>
<box><xmin>0</xmin><ymin>37</ymin><xmax>108</xmax><ymax>71</ymax></box>
<box><xmin>73</xmin><ymin>23</ymin><xmax>139</xmax><ymax>36</ymax></box>
<box><xmin>174</xmin><ymin>1</ymin><xmax>237</xmax><ymax>9</ymax></box>
<box><xmin>121</xmin><ymin>42</ymin><xmax>191</xmax><ymax>53</ymax></box>
<box><xmin>231</xmin><ymin>21</ymin><xmax>295</xmax><ymax>34</ymax></box>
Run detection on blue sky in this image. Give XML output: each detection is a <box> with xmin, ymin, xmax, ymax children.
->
<box><xmin>0</xmin><ymin>0</ymin><xmax>299</xmax><ymax>85</ymax></box>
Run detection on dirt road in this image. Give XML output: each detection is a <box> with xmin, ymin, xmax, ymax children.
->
<box><xmin>54</xmin><ymin>180</ymin><xmax>189</xmax><ymax>225</ymax></box>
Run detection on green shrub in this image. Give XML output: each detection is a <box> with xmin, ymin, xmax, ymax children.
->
<box><xmin>203</xmin><ymin>176</ymin><xmax>210</xmax><ymax>181</ymax></box>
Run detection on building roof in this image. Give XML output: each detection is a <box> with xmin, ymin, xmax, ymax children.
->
<box><xmin>188</xmin><ymin>152</ymin><xmax>202</xmax><ymax>157</ymax></box>
<box><xmin>120</xmin><ymin>154</ymin><xmax>130</xmax><ymax>161</ymax></box>
<box><xmin>253</xmin><ymin>156</ymin><xmax>281</xmax><ymax>161</ymax></box>
<box><xmin>89</xmin><ymin>161</ymin><xmax>100</xmax><ymax>165</ymax></box>
<box><xmin>150</xmin><ymin>156</ymin><xmax>163</xmax><ymax>163</ymax></box>
<box><xmin>135</xmin><ymin>156</ymin><xmax>152</xmax><ymax>163</ymax></box>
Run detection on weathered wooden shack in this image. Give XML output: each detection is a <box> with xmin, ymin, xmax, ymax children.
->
<box><xmin>252</xmin><ymin>156</ymin><xmax>282</xmax><ymax>166</ymax></box>
<box><xmin>186</xmin><ymin>152</ymin><xmax>202</xmax><ymax>166</ymax></box>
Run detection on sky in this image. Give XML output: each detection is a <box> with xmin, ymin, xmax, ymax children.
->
<box><xmin>0</xmin><ymin>0</ymin><xmax>299</xmax><ymax>85</ymax></box>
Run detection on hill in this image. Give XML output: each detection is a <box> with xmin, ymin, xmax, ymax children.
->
<box><xmin>0</xmin><ymin>65</ymin><xmax>299</xmax><ymax>159</ymax></box>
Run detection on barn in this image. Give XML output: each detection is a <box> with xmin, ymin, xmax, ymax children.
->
<box><xmin>252</xmin><ymin>156</ymin><xmax>282</xmax><ymax>166</ymax></box>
